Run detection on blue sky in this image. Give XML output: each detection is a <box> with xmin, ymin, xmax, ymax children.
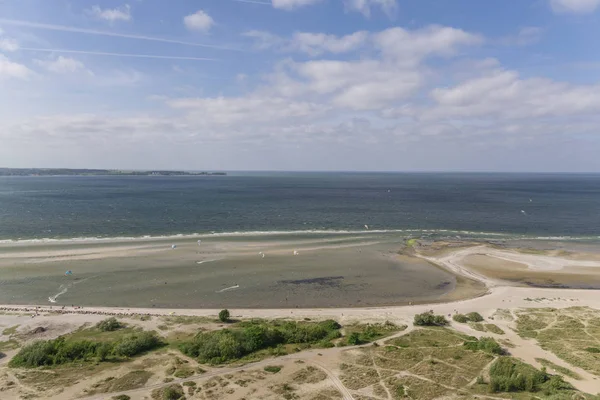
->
<box><xmin>1</xmin><ymin>0</ymin><xmax>600</xmax><ymax>171</ymax></box>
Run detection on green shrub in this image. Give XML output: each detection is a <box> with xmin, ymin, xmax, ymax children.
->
<box><xmin>180</xmin><ymin>319</ymin><xmax>341</xmax><ymax>364</ymax></box>
<box><xmin>464</xmin><ymin>337</ymin><xmax>504</xmax><ymax>355</ymax></box>
<box><xmin>585</xmin><ymin>347</ymin><xmax>600</xmax><ymax>353</ymax></box>
<box><xmin>453</xmin><ymin>314</ymin><xmax>468</xmax><ymax>323</ymax></box>
<box><xmin>218</xmin><ymin>309</ymin><xmax>230</xmax><ymax>323</ymax></box>
<box><xmin>347</xmin><ymin>332</ymin><xmax>362</xmax><ymax>345</ymax></box>
<box><xmin>488</xmin><ymin>357</ymin><xmax>572</xmax><ymax>395</ymax></box>
<box><xmin>414</xmin><ymin>311</ymin><xmax>448</xmax><ymax>326</ymax></box>
<box><xmin>112</xmin><ymin>332</ymin><xmax>163</xmax><ymax>358</ymax></box>
<box><xmin>112</xmin><ymin>395</ymin><xmax>131</xmax><ymax>400</ymax></box>
<box><xmin>96</xmin><ymin>317</ymin><xmax>123</xmax><ymax>332</ymax></box>
<box><xmin>264</xmin><ymin>365</ymin><xmax>282</xmax><ymax>373</ymax></box>
<box><xmin>9</xmin><ymin>331</ymin><xmax>162</xmax><ymax>368</ymax></box>
<box><xmin>153</xmin><ymin>384</ymin><xmax>184</xmax><ymax>400</ymax></box>
<box><xmin>466</xmin><ymin>312</ymin><xmax>484</xmax><ymax>322</ymax></box>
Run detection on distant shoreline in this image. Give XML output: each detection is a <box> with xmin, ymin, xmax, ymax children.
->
<box><xmin>0</xmin><ymin>168</ymin><xmax>226</xmax><ymax>177</ymax></box>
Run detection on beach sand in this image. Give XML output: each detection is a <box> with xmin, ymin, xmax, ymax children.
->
<box><xmin>3</xmin><ymin>239</ymin><xmax>600</xmax><ymax>398</ymax></box>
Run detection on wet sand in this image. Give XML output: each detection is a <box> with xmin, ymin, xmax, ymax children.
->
<box><xmin>0</xmin><ymin>233</ymin><xmax>481</xmax><ymax>308</ymax></box>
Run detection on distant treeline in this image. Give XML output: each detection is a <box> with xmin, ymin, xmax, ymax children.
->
<box><xmin>0</xmin><ymin>168</ymin><xmax>226</xmax><ymax>176</ymax></box>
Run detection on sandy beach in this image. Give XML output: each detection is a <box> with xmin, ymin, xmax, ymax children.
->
<box><xmin>3</xmin><ymin>240</ymin><xmax>600</xmax><ymax>398</ymax></box>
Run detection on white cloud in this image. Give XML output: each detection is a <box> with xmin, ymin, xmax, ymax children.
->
<box><xmin>168</xmin><ymin>96</ymin><xmax>328</xmax><ymax>125</ymax></box>
<box><xmin>0</xmin><ymin>38</ymin><xmax>19</xmax><ymax>52</ymax></box>
<box><xmin>501</xmin><ymin>27</ymin><xmax>544</xmax><ymax>46</ymax></box>
<box><xmin>373</xmin><ymin>25</ymin><xmax>483</xmax><ymax>65</ymax></box>
<box><xmin>289</xmin><ymin>31</ymin><xmax>369</xmax><ymax>55</ymax></box>
<box><xmin>35</xmin><ymin>56</ymin><xmax>92</xmax><ymax>75</ymax></box>
<box><xmin>184</xmin><ymin>10</ymin><xmax>214</xmax><ymax>32</ymax></box>
<box><xmin>550</xmin><ymin>0</ymin><xmax>600</xmax><ymax>13</ymax></box>
<box><xmin>344</xmin><ymin>0</ymin><xmax>398</xmax><ymax>17</ymax></box>
<box><xmin>272</xmin><ymin>0</ymin><xmax>324</xmax><ymax>10</ymax></box>
<box><xmin>244</xmin><ymin>30</ymin><xmax>284</xmax><ymax>50</ymax></box>
<box><xmin>417</xmin><ymin>68</ymin><xmax>600</xmax><ymax>120</ymax></box>
<box><xmin>89</xmin><ymin>4</ymin><xmax>132</xmax><ymax>22</ymax></box>
<box><xmin>0</xmin><ymin>55</ymin><xmax>32</xmax><ymax>79</ymax></box>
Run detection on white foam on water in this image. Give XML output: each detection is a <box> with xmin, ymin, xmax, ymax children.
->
<box><xmin>216</xmin><ymin>285</ymin><xmax>240</xmax><ymax>293</ymax></box>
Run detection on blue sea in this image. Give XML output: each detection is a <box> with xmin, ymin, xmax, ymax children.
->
<box><xmin>1</xmin><ymin>172</ymin><xmax>600</xmax><ymax>241</ymax></box>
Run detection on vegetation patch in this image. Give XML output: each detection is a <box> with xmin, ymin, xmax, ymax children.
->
<box><xmin>463</xmin><ymin>337</ymin><xmax>504</xmax><ymax>355</ymax></box>
<box><xmin>484</xmin><ymin>324</ymin><xmax>505</xmax><ymax>335</ymax></box>
<box><xmin>2</xmin><ymin>325</ymin><xmax>20</xmax><ymax>336</ymax></box>
<box><xmin>152</xmin><ymin>383</ymin><xmax>185</xmax><ymax>400</ymax></box>
<box><xmin>263</xmin><ymin>365</ymin><xmax>282</xmax><ymax>373</ymax></box>
<box><xmin>535</xmin><ymin>358</ymin><xmax>582</xmax><ymax>380</ymax></box>
<box><xmin>413</xmin><ymin>311</ymin><xmax>448</xmax><ymax>326</ymax></box>
<box><xmin>89</xmin><ymin>370</ymin><xmax>152</xmax><ymax>394</ymax></box>
<box><xmin>9</xmin><ymin>331</ymin><xmax>163</xmax><ymax>368</ymax></box>
<box><xmin>292</xmin><ymin>366</ymin><xmax>327</xmax><ymax>384</ymax></box>
<box><xmin>340</xmin><ymin>321</ymin><xmax>405</xmax><ymax>345</ymax></box>
<box><xmin>96</xmin><ymin>318</ymin><xmax>124</xmax><ymax>332</ymax></box>
<box><xmin>179</xmin><ymin>319</ymin><xmax>341</xmax><ymax>364</ymax></box>
<box><xmin>488</xmin><ymin>357</ymin><xmax>574</xmax><ymax>395</ymax></box>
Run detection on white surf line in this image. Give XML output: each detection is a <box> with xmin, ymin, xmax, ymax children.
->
<box><xmin>216</xmin><ymin>285</ymin><xmax>240</xmax><ymax>293</ymax></box>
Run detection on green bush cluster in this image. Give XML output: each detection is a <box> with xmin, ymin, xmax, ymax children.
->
<box><xmin>9</xmin><ymin>331</ymin><xmax>162</xmax><ymax>368</ymax></box>
<box><xmin>96</xmin><ymin>317</ymin><xmax>123</xmax><ymax>332</ymax></box>
<box><xmin>489</xmin><ymin>357</ymin><xmax>572</xmax><ymax>394</ymax></box>
<box><xmin>414</xmin><ymin>311</ymin><xmax>448</xmax><ymax>326</ymax></box>
<box><xmin>345</xmin><ymin>322</ymin><xmax>399</xmax><ymax>345</ymax></box>
<box><xmin>179</xmin><ymin>319</ymin><xmax>341</xmax><ymax>364</ymax></box>
<box><xmin>463</xmin><ymin>337</ymin><xmax>504</xmax><ymax>355</ymax></box>
<box><xmin>466</xmin><ymin>312</ymin><xmax>484</xmax><ymax>322</ymax></box>
<box><xmin>218</xmin><ymin>309</ymin><xmax>230</xmax><ymax>323</ymax></box>
<box><xmin>453</xmin><ymin>312</ymin><xmax>484</xmax><ymax>323</ymax></box>
<box><xmin>452</xmin><ymin>314</ymin><xmax>469</xmax><ymax>323</ymax></box>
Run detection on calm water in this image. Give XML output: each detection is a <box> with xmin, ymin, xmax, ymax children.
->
<box><xmin>1</xmin><ymin>172</ymin><xmax>600</xmax><ymax>240</ymax></box>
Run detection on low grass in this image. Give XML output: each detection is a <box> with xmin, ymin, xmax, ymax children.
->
<box><xmin>386</xmin><ymin>327</ymin><xmax>466</xmax><ymax>348</ymax></box>
<box><xmin>535</xmin><ymin>358</ymin><xmax>582</xmax><ymax>380</ymax></box>
<box><xmin>339</xmin><ymin>321</ymin><xmax>406</xmax><ymax>345</ymax></box>
<box><xmin>515</xmin><ymin>307</ymin><xmax>600</xmax><ymax>376</ymax></box>
<box><xmin>484</xmin><ymin>324</ymin><xmax>505</xmax><ymax>335</ymax></box>
<box><xmin>2</xmin><ymin>325</ymin><xmax>19</xmax><ymax>336</ymax></box>
<box><xmin>0</xmin><ymin>339</ymin><xmax>19</xmax><ymax>351</ymax></box>
<box><xmin>65</xmin><ymin>324</ymin><xmax>140</xmax><ymax>343</ymax></box>
<box><xmin>470</xmin><ymin>323</ymin><xmax>485</xmax><ymax>332</ymax></box>
<box><xmin>88</xmin><ymin>370</ymin><xmax>153</xmax><ymax>394</ymax></box>
<box><xmin>292</xmin><ymin>366</ymin><xmax>327</xmax><ymax>384</ymax></box>
<box><xmin>151</xmin><ymin>383</ymin><xmax>185</xmax><ymax>400</ymax></box>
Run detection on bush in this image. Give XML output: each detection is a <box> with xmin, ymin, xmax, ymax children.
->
<box><xmin>112</xmin><ymin>332</ymin><xmax>163</xmax><ymax>358</ymax></box>
<box><xmin>9</xmin><ymin>331</ymin><xmax>163</xmax><ymax>368</ymax></box>
<box><xmin>414</xmin><ymin>311</ymin><xmax>448</xmax><ymax>326</ymax></box>
<box><xmin>466</xmin><ymin>312</ymin><xmax>484</xmax><ymax>322</ymax></box>
<box><xmin>219</xmin><ymin>309</ymin><xmax>230</xmax><ymax>323</ymax></box>
<box><xmin>463</xmin><ymin>337</ymin><xmax>504</xmax><ymax>355</ymax></box>
<box><xmin>112</xmin><ymin>396</ymin><xmax>131</xmax><ymax>400</ymax></box>
<box><xmin>585</xmin><ymin>347</ymin><xmax>600</xmax><ymax>353</ymax></box>
<box><xmin>96</xmin><ymin>317</ymin><xmax>123</xmax><ymax>332</ymax></box>
<box><xmin>264</xmin><ymin>365</ymin><xmax>282</xmax><ymax>373</ymax></box>
<box><xmin>488</xmin><ymin>357</ymin><xmax>572</xmax><ymax>395</ymax></box>
<box><xmin>347</xmin><ymin>332</ymin><xmax>362</xmax><ymax>345</ymax></box>
<box><xmin>152</xmin><ymin>384</ymin><xmax>185</xmax><ymax>400</ymax></box>
<box><xmin>453</xmin><ymin>314</ymin><xmax>469</xmax><ymax>323</ymax></box>
<box><xmin>180</xmin><ymin>319</ymin><xmax>342</xmax><ymax>364</ymax></box>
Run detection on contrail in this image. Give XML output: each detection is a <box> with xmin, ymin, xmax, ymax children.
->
<box><xmin>19</xmin><ymin>47</ymin><xmax>219</xmax><ymax>61</ymax></box>
<box><xmin>0</xmin><ymin>18</ymin><xmax>243</xmax><ymax>51</ymax></box>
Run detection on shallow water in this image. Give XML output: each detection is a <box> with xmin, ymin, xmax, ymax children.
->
<box><xmin>0</xmin><ymin>233</ymin><xmax>458</xmax><ymax>308</ymax></box>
